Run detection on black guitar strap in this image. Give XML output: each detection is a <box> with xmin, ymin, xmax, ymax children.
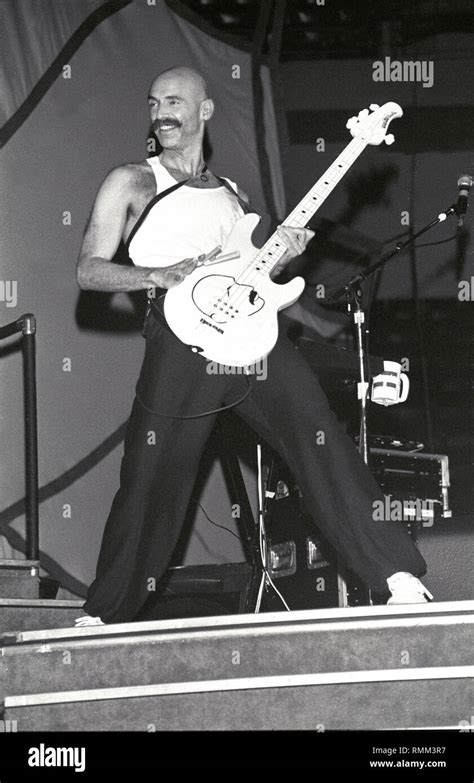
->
<box><xmin>125</xmin><ymin>179</ymin><xmax>190</xmax><ymax>252</ymax></box>
<box><xmin>124</xmin><ymin>181</ymin><xmax>191</xmax><ymax>336</ymax></box>
<box><xmin>126</xmin><ymin>171</ymin><xmax>251</xmax><ymax>253</ymax></box>
<box><xmin>215</xmin><ymin>175</ymin><xmax>252</xmax><ymax>215</ymax></box>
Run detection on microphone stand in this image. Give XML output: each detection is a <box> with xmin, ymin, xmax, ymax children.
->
<box><xmin>327</xmin><ymin>200</ymin><xmax>461</xmax><ymax>465</ymax></box>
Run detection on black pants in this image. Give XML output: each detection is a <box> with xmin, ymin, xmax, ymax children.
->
<box><xmin>84</xmin><ymin>301</ymin><xmax>426</xmax><ymax>623</ymax></box>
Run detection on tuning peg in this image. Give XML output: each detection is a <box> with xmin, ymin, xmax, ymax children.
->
<box><xmin>369</xmin><ymin>103</ymin><xmax>380</xmax><ymax>111</ymax></box>
<box><xmin>384</xmin><ymin>134</ymin><xmax>395</xmax><ymax>145</ymax></box>
<box><xmin>346</xmin><ymin>117</ymin><xmax>357</xmax><ymax>129</ymax></box>
<box><xmin>358</xmin><ymin>109</ymin><xmax>369</xmax><ymax>119</ymax></box>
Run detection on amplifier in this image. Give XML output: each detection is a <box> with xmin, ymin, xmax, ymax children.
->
<box><xmin>368</xmin><ymin>445</ymin><xmax>451</xmax><ymax>531</ymax></box>
<box><xmin>259</xmin><ymin>439</ymin><xmax>452</xmax><ymax>611</ymax></box>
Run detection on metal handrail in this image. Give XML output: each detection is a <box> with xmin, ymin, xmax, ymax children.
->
<box><xmin>0</xmin><ymin>313</ymin><xmax>39</xmax><ymax>561</ymax></box>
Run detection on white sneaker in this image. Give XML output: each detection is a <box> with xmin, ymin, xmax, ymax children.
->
<box><xmin>386</xmin><ymin>572</ymin><xmax>433</xmax><ymax>604</ymax></box>
<box><xmin>74</xmin><ymin>613</ymin><xmax>105</xmax><ymax>627</ymax></box>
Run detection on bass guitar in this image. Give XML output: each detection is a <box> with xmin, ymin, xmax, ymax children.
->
<box><xmin>164</xmin><ymin>102</ymin><xmax>402</xmax><ymax>367</ymax></box>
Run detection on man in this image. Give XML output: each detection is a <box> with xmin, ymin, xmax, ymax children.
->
<box><xmin>75</xmin><ymin>66</ymin><xmax>431</xmax><ymax>626</ymax></box>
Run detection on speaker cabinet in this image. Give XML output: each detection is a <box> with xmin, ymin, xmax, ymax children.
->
<box><xmin>260</xmin><ymin>461</ymin><xmax>370</xmax><ymax>611</ymax></box>
<box><xmin>135</xmin><ymin>562</ymin><xmax>255</xmax><ymax>620</ymax></box>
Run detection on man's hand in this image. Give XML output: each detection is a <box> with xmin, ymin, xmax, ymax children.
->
<box><xmin>271</xmin><ymin>225</ymin><xmax>315</xmax><ymax>279</ymax></box>
<box><xmin>147</xmin><ymin>255</ymin><xmax>205</xmax><ymax>289</ymax></box>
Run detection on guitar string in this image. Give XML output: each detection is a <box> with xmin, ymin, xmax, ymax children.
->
<box><xmin>234</xmin><ymin>137</ymin><xmax>367</xmax><ymax>288</ymax></box>
<box><xmin>218</xmin><ymin>138</ymin><xmax>367</xmax><ymax>315</ymax></box>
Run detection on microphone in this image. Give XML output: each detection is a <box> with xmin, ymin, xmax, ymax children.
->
<box><xmin>456</xmin><ymin>175</ymin><xmax>472</xmax><ymax>227</ymax></box>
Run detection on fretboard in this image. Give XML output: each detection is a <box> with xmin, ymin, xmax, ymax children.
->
<box><xmin>248</xmin><ymin>135</ymin><xmax>368</xmax><ymax>278</ymax></box>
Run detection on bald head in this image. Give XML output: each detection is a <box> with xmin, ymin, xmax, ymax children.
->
<box><xmin>150</xmin><ymin>66</ymin><xmax>209</xmax><ymax>103</ymax></box>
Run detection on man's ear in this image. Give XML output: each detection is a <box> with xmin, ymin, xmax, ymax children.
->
<box><xmin>201</xmin><ymin>98</ymin><xmax>214</xmax><ymax>122</ymax></box>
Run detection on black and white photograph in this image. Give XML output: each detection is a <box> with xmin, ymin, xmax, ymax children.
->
<box><xmin>0</xmin><ymin>0</ymin><xmax>473</xmax><ymax>774</ymax></box>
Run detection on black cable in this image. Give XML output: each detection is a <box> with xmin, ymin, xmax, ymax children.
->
<box><xmin>381</xmin><ymin>226</ymin><xmax>459</xmax><ymax>249</ymax></box>
<box><xmin>411</xmin><ymin>232</ymin><xmax>459</xmax><ymax>249</ymax></box>
<box><xmin>194</xmin><ymin>499</ymin><xmax>241</xmax><ymax>541</ymax></box>
<box><xmin>193</xmin><ymin>493</ymin><xmax>289</xmax><ymax>608</ymax></box>
<box><xmin>136</xmin><ymin>375</ymin><xmax>252</xmax><ymax>419</ymax></box>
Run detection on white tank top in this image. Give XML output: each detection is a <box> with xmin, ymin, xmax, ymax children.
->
<box><xmin>127</xmin><ymin>157</ymin><xmax>245</xmax><ymax>268</ymax></box>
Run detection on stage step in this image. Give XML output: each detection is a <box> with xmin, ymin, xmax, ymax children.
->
<box><xmin>1</xmin><ymin>601</ymin><xmax>473</xmax><ymax>730</ymax></box>
<box><xmin>1</xmin><ymin>601</ymin><xmax>474</xmax><ymax>701</ymax></box>
<box><xmin>2</xmin><ymin>665</ymin><xmax>473</xmax><ymax>731</ymax></box>
<box><xmin>0</xmin><ymin>560</ymin><xmax>40</xmax><ymax>599</ymax></box>
<box><xmin>0</xmin><ymin>598</ymin><xmax>84</xmax><ymax>633</ymax></box>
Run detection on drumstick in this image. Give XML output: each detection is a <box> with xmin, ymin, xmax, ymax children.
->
<box><xmin>196</xmin><ymin>247</ymin><xmax>241</xmax><ymax>266</ymax></box>
<box><xmin>204</xmin><ymin>251</ymin><xmax>241</xmax><ymax>265</ymax></box>
<box><xmin>205</xmin><ymin>245</ymin><xmax>222</xmax><ymax>261</ymax></box>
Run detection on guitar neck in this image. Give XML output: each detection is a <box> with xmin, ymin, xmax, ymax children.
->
<box><xmin>255</xmin><ymin>135</ymin><xmax>368</xmax><ymax>275</ymax></box>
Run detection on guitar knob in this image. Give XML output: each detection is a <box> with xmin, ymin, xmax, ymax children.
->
<box><xmin>384</xmin><ymin>134</ymin><xmax>395</xmax><ymax>145</ymax></box>
<box><xmin>369</xmin><ymin>103</ymin><xmax>380</xmax><ymax>111</ymax></box>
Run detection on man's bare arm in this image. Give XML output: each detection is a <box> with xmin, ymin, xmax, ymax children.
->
<box><xmin>76</xmin><ymin>167</ymin><xmax>147</xmax><ymax>291</ymax></box>
<box><xmin>76</xmin><ymin>167</ymin><xmax>199</xmax><ymax>291</ymax></box>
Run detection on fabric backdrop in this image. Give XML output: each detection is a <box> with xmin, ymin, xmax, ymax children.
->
<box><xmin>0</xmin><ymin>0</ymin><xmax>284</xmax><ymax>596</ymax></box>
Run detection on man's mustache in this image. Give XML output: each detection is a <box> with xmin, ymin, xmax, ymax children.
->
<box><xmin>153</xmin><ymin>119</ymin><xmax>182</xmax><ymax>130</ymax></box>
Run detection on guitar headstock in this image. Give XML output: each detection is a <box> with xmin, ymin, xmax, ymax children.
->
<box><xmin>346</xmin><ymin>102</ymin><xmax>403</xmax><ymax>146</ymax></box>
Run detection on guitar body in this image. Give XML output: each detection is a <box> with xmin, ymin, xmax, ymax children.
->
<box><xmin>164</xmin><ymin>213</ymin><xmax>305</xmax><ymax>367</ymax></box>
